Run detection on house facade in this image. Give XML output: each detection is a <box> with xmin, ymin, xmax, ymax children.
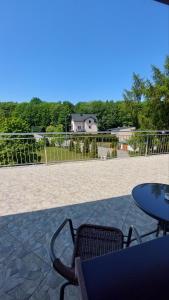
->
<box><xmin>71</xmin><ymin>114</ymin><xmax>98</xmax><ymax>133</ymax></box>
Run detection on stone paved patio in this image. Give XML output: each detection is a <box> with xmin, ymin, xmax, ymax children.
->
<box><xmin>0</xmin><ymin>155</ymin><xmax>168</xmax><ymax>299</ymax></box>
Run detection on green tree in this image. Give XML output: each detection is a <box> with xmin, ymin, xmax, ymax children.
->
<box><xmin>30</xmin><ymin>97</ymin><xmax>43</xmax><ymax>104</ymax></box>
<box><xmin>46</xmin><ymin>125</ymin><xmax>58</xmax><ymax>133</ymax></box>
<box><xmin>140</xmin><ymin>57</ymin><xmax>169</xmax><ymax>129</ymax></box>
<box><xmin>46</xmin><ymin>124</ymin><xmax>64</xmax><ymax>147</ymax></box>
<box><xmin>57</xmin><ymin>101</ymin><xmax>74</xmax><ymax>131</ymax></box>
<box><xmin>0</xmin><ymin>118</ymin><xmax>40</xmax><ymax>166</ymax></box>
<box><xmin>128</xmin><ymin>133</ymin><xmax>146</xmax><ymax>154</ymax></box>
<box><xmin>0</xmin><ymin>102</ymin><xmax>17</xmax><ymax>121</ymax></box>
<box><xmin>123</xmin><ymin>73</ymin><xmax>144</xmax><ymax>103</ymax></box>
<box><xmin>122</xmin><ymin>73</ymin><xmax>145</xmax><ymax>128</ymax></box>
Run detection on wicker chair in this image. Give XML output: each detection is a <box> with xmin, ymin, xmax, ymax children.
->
<box><xmin>50</xmin><ymin>219</ymin><xmax>141</xmax><ymax>300</ymax></box>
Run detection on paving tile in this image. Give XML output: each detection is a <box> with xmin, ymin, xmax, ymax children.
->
<box><xmin>0</xmin><ymin>249</ymin><xmax>50</xmax><ymax>300</ymax></box>
<box><xmin>0</xmin><ymin>215</ymin><xmax>16</xmax><ymax>230</ymax></box>
<box><xmin>26</xmin><ymin>215</ymin><xmax>75</xmax><ymax>265</ymax></box>
<box><xmin>0</xmin><ymin>293</ymin><xmax>15</xmax><ymax>300</ymax></box>
<box><xmin>30</xmin><ymin>269</ymin><xmax>79</xmax><ymax>300</ymax></box>
<box><xmin>0</xmin><ymin>229</ymin><xmax>23</xmax><ymax>265</ymax></box>
<box><xmin>87</xmin><ymin>196</ymin><xmax>131</xmax><ymax>229</ymax></box>
<box><xmin>122</xmin><ymin>201</ymin><xmax>158</xmax><ymax>245</ymax></box>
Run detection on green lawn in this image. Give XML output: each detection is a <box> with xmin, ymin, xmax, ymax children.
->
<box><xmin>39</xmin><ymin>146</ymin><xmax>91</xmax><ymax>163</ymax></box>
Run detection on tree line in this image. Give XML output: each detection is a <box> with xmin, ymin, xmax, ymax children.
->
<box><xmin>0</xmin><ymin>56</ymin><xmax>169</xmax><ymax>134</ymax></box>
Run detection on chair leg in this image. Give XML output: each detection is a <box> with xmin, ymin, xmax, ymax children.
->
<box><xmin>60</xmin><ymin>282</ymin><xmax>72</xmax><ymax>300</ymax></box>
<box><xmin>156</xmin><ymin>221</ymin><xmax>168</xmax><ymax>237</ymax></box>
<box><xmin>156</xmin><ymin>222</ymin><xmax>160</xmax><ymax>237</ymax></box>
<box><xmin>163</xmin><ymin>223</ymin><xmax>167</xmax><ymax>236</ymax></box>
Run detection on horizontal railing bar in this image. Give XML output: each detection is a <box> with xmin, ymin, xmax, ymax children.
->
<box><xmin>0</xmin><ymin>130</ymin><xmax>169</xmax><ymax>136</ymax></box>
<box><xmin>0</xmin><ymin>137</ymin><xmax>37</xmax><ymax>141</ymax></box>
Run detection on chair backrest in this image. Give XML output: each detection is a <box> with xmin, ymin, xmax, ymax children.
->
<box><xmin>50</xmin><ymin>218</ymin><xmax>78</xmax><ymax>284</ymax></box>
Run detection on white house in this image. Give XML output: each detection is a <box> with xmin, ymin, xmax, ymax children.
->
<box><xmin>71</xmin><ymin>114</ymin><xmax>98</xmax><ymax>133</ymax></box>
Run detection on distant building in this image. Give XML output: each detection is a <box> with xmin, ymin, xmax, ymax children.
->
<box><xmin>33</xmin><ymin>133</ymin><xmax>43</xmax><ymax>142</ymax></box>
<box><xmin>71</xmin><ymin>114</ymin><xmax>98</xmax><ymax>133</ymax></box>
<box><xmin>111</xmin><ymin>126</ymin><xmax>136</xmax><ymax>151</ymax></box>
<box><xmin>111</xmin><ymin>126</ymin><xmax>136</xmax><ymax>140</ymax></box>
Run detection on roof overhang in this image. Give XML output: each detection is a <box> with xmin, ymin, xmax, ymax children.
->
<box><xmin>154</xmin><ymin>0</ymin><xmax>169</xmax><ymax>5</ymax></box>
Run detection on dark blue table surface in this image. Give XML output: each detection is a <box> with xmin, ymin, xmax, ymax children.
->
<box><xmin>77</xmin><ymin>235</ymin><xmax>169</xmax><ymax>300</ymax></box>
<box><xmin>132</xmin><ymin>183</ymin><xmax>169</xmax><ymax>222</ymax></box>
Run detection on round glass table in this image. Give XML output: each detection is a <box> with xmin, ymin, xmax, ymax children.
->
<box><xmin>132</xmin><ymin>183</ymin><xmax>169</xmax><ymax>235</ymax></box>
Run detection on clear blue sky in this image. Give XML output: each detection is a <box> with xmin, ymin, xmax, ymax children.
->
<box><xmin>0</xmin><ymin>0</ymin><xmax>168</xmax><ymax>103</ymax></box>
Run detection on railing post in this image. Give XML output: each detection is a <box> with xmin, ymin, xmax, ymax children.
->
<box><xmin>44</xmin><ymin>136</ymin><xmax>48</xmax><ymax>164</ymax></box>
<box><xmin>145</xmin><ymin>134</ymin><xmax>149</xmax><ymax>156</ymax></box>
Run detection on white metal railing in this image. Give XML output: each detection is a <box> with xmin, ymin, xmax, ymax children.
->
<box><xmin>0</xmin><ymin>131</ymin><xmax>169</xmax><ymax>167</ymax></box>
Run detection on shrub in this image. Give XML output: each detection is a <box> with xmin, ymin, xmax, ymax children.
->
<box><xmin>107</xmin><ymin>150</ymin><xmax>111</xmax><ymax>159</ymax></box>
<box><xmin>90</xmin><ymin>140</ymin><xmax>98</xmax><ymax>158</ymax></box>
<box><xmin>83</xmin><ymin>138</ymin><xmax>90</xmax><ymax>154</ymax></box>
<box><xmin>75</xmin><ymin>140</ymin><xmax>81</xmax><ymax>153</ymax></box>
<box><xmin>69</xmin><ymin>139</ymin><xmax>74</xmax><ymax>151</ymax></box>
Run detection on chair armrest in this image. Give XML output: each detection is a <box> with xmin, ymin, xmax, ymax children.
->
<box><xmin>126</xmin><ymin>225</ymin><xmax>142</xmax><ymax>247</ymax></box>
<box><xmin>53</xmin><ymin>258</ymin><xmax>77</xmax><ymax>284</ymax></box>
<box><xmin>50</xmin><ymin>218</ymin><xmax>74</xmax><ymax>263</ymax></box>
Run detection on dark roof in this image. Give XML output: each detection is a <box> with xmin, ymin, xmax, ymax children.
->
<box><xmin>155</xmin><ymin>0</ymin><xmax>169</xmax><ymax>4</ymax></box>
<box><xmin>71</xmin><ymin>114</ymin><xmax>97</xmax><ymax>122</ymax></box>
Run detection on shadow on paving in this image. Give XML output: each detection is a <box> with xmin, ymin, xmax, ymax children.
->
<box><xmin>0</xmin><ymin>194</ymin><xmax>158</xmax><ymax>300</ymax></box>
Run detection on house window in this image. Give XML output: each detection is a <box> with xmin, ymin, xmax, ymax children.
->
<box><xmin>78</xmin><ymin>126</ymin><xmax>81</xmax><ymax>130</ymax></box>
<box><xmin>89</xmin><ymin>126</ymin><xmax>91</xmax><ymax>129</ymax></box>
<box><xmin>89</xmin><ymin>120</ymin><xmax>91</xmax><ymax>123</ymax></box>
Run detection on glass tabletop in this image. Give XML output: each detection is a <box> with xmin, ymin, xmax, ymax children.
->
<box><xmin>132</xmin><ymin>183</ymin><xmax>169</xmax><ymax>222</ymax></box>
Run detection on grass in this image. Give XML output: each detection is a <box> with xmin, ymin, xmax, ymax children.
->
<box><xmin>39</xmin><ymin>146</ymin><xmax>91</xmax><ymax>163</ymax></box>
<box><xmin>39</xmin><ymin>146</ymin><xmax>118</xmax><ymax>163</ymax></box>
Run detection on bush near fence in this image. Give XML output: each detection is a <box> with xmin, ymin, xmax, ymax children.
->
<box><xmin>0</xmin><ymin>135</ymin><xmax>41</xmax><ymax>166</ymax></box>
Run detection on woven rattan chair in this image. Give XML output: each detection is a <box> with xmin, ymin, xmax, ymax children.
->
<box><xmin>50</xmin><ymin>219</ymin><xmax>141</xmax><ymax>300</ymax></box>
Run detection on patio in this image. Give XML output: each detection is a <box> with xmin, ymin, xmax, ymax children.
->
<box><xmin>0</xmin><ymin>155</ymin><xmax>168</xmax><ymax>299</ymax></box>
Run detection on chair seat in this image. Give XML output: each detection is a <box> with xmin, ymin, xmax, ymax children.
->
<box><xmin>74</xmin><ymin>224</ymin><xmax>123</xmax><ymax>261</ymax></box>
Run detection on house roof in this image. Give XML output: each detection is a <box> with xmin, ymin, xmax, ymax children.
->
<box><xmin>71</xmin><ymin>113</ymin><xmax>97</xmax><ymax>122</ymax></box>
<box><xmin>111</xmin><ymin>126</ymin><xmax>136</xmax><ymax>132</ymax></box>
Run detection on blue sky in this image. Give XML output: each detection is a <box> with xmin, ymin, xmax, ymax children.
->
<box><xmin>0</xmin><ymin>0</ymin><xmax>168</xmax><ymax>103</ymax></box>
